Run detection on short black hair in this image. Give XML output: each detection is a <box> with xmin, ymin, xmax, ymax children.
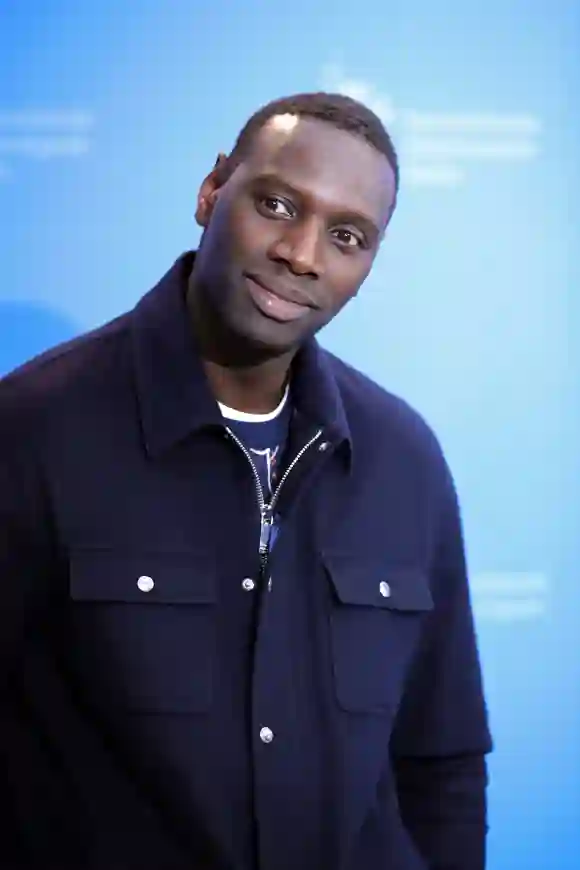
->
<box><xmin>228</xmin><ymin>91</ymin><xmax>399</xmax><ymax>205</ymax></box>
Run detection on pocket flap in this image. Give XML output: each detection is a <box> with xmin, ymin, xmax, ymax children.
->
<box><xmin>323</xmin><ymin>552</ymin><xmax>433</xmax><ymax>612</ymax></box>
<box><xmin>69</xmin><ymin>548</ymin><xmax>216</xmax><ymax>604</ymax></box>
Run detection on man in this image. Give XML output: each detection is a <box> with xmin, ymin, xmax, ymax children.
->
<box><xmin>0</xmin><ymin>92</ymin><xmax>492</xmax><ymax>869</ymax></box>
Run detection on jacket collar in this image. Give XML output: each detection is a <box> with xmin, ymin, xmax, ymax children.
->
<box><xmin>131</xmin><ymin>252</ymin><xmax>352</xmax><ymax>462</ymax></box>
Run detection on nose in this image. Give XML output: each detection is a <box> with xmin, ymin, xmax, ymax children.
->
<box><xmin>268</xmin><ymin>218</ymin><xmax>323</xmax><ymax>278</ymax></box>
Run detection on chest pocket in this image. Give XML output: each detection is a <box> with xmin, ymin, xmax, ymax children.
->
<box><xmin>324</xmin><ymin>553</ymin><xmax>434</xmax><ymax>714</ymax></box>
<box><xmin>68</xmin><ymin>548</ymin><xmax>216</xmax><ymax>714</ymax></box>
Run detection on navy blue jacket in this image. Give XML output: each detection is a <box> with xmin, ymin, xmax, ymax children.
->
<box><xmin>0</xmin><ymin>253</ymin><xmax>492</xmax><ymax>870</ymax></box>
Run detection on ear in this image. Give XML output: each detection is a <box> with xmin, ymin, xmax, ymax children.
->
<box><xmin>195</xmin><ymin>153</ymin><xmax>229</xmax><ymax>227</ymax></box>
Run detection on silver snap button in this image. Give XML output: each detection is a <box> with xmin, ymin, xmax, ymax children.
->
<box><xmin>242</xmin><ymin>577</ymin><xmax>255</xmax><ymax>592</ymax></box>
<box><xmin>379</xmin><ymin>581</ymin><xmax>391</xmax><ymax>598</ymax></box>
<box><xmin>137</xmin><ymin>575</ymin><xmax>154</xmax><ymax>593</ymax></box>
<box><xmin>318</xmin><ymin>441</ymin><xmax>330</xmax><ymax>452</ymax></box>
<box><xmin>259</xmin><ymin>726</ymin><xmax>274</xmax><ymax>744</ymax></box>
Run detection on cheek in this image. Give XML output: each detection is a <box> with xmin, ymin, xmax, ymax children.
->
<box><xmin>204</xmin><ymin>196</ymin><xmax>243</xmax><ymax>246</ymax></box>
<box><xmin>327</xmin><ymin>259</ymin><xmax>373</xmax><ymax>307</ymax></box>
<box><xmin>223</xmin><ymin>202</ymin><xmax>272</xmax><ymax>262</ymax></box>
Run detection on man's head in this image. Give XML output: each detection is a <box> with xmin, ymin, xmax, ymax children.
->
<box><xmin>190</xmin><ymin>92</ymin><xmax>399</xmax><ymax>360</ymax></box>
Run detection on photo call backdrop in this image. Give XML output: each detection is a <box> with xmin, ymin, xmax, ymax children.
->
<box><xmin>1</xmin><ymin>3</ymin><xmax>579</xmax><ymax>867</ymax></box>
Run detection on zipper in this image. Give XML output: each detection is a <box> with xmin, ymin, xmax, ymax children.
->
<box><xmin>225</xmin><ymin>426</ymin><xmax>324</xmax><ymax>570</ymax></box>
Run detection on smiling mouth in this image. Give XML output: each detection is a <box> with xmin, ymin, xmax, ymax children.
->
<box><xmin>245</xmin><ymin>275</ymin><xmax>313</xmax><ymax>323</ymax></box>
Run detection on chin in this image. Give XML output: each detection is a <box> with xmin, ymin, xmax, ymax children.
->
<box><xmin>232</xmin><ymin>316</ymin><xmax>306</xmax><ymax>360</ymax></box>
<box><xmin>217</xmin><ymin>286</ymin><xmax>323</xmax><ymax>359</ymax></box>
<box><xmin>245</xmin><ymin>325</ymin><xmax>301</xmax><ymax>356</ymax></box>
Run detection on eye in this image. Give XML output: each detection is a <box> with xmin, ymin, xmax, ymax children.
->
<box><xmin>332</xmin><ymin>228</ymin><xmax>365</xmax><ymax>248</ymax></box>
<box><xmin>258</xmin><ymin>196</ymin><xmax>294</xmax><ymax>218</ymax></box>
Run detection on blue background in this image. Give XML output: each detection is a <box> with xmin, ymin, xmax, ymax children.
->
<box><xmin>1</xmin><ymin>2</ymin><xmax>579</xmax><ymax>866</ymax></box>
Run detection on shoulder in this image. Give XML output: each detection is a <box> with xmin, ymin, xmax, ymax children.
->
<box><xmin>323</xmin><ymin>348</ymin><xmax>450</xmax><ymax>481</ymax></box>
<box><xmin>0</xmin><ymin>312</ymin><xmax>132</xmax><ymax>448</ymax></box>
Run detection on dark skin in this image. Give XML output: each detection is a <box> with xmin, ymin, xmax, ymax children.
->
<box><xmin>187</xmin><ymin>116</ymin><xmax>397</xmax><ymax>413</ymax></box>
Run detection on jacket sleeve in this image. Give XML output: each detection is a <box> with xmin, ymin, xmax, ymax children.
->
<box><xmin>0</xmin><ymin>376</ymin><xmax>61</xmax><ymax>864</ymax></box>
<box><xmin>390</xmin><ymin>461</ymin><xmax>493</xmax><ymax>870</ymax></box>
<box><xmin>0</xmin><ymin>380</ymin><xmax>57</xmax><ymax>680</ymax></box>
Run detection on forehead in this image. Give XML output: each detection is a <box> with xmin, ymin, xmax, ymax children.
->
<box><xmin>240</xmin><ymin>116</ymin><xmax>396</xmax><ymax>224</ymax></box>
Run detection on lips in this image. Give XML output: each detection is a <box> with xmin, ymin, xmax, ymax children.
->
<box><xmin>245</xmin><ymin>274</ymin><xmax>314</xmax><ymax>324</ymax></box>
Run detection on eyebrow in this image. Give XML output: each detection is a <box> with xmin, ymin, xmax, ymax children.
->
<box><xmin>249</xmin><ymin>171</ymin><xmax>382</xmax><ymax>240</ymax></box>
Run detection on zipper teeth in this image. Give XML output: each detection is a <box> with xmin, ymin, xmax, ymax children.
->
<box><xmin>226</xmin><ymin>424</ymin><xmax>325</xmax><ymax>566</ymax></box>
<box><xmin>269</xmin><ymin>428</ymin><xmax>323</xmax><ymax>512</ymax></box>
<box><xmin>226</xmin><ymin>425</ymin><xmax>324</xmax><ymax>515</ymax></box>
<box><xmin>225</xmin><ymin>426</ymin><xmax>266</xmax><ymax>511</ymax></box>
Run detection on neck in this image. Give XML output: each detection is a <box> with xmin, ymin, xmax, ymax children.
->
<box><xmin>187</xmin><ymin>273</ymin><xmax>295</xmax><ymax>414</ymax></box>
<box><xmin>203</xmin><ymin>357</ymin><xmax>291</xmax><ymax>414</ymax></box>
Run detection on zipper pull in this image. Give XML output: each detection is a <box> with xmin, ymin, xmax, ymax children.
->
<box><xmin>259</xmin><ymin>504</ymin><xmax>274</xmax><ymax>555</ymax></box>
